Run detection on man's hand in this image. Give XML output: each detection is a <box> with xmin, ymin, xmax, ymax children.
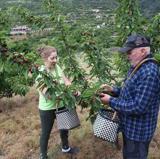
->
<box><xmin>99</xmin><ymin>93</ymin><xmax>111</xmax><ymax>105</ymax></box>
<box><xmin>100</xmin><ymin>84</ymin><xmax>113</xmax><ymax>93</ymax></box>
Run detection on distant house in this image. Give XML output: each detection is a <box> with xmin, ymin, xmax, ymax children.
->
<box><xmin>10</xmin><ymin>25</ymin><xmax>31</xmax><ymax>36</ymax></box>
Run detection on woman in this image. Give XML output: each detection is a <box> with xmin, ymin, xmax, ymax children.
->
<box><xmin>36</xmin><ymin>46</ymin><xmax>76</xmax><ymax>159</ymax></box>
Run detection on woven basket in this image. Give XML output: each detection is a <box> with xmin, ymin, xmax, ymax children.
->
<box><xmin>93</xmin><ymin>108</ymin><xmax>119</xmax><ymax>142</ymax></box>
<box><xmin>56</xmin><ymin>108</ymin><xmax>80</xmax><ymax>130</ymax></box>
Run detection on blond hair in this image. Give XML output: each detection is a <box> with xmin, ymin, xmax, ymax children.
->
<box><xmin>37</xmin><ymin>45</ymin><xmax>57</xmax><ymax>59</ymax></box>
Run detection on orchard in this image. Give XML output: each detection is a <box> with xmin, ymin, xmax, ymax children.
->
<box><xmin>0</xmin><ymin>0</ymin><xmax>160</xmax><ymax>118</ymax></box>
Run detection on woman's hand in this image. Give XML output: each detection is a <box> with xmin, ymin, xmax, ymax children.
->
<box><xmin>43</xmin><ymin>91</ymin><xmax>52</xmax><ymax>100</ymax></box>
<box><xmin>42</xmin><ymin>87</ymin><xmax>48</xmax><ymax>95</ymax></box>
<box><xmin>63</xmin><ymin>75</ymin><xmax>71</xmax><ymax>86</ymax></box>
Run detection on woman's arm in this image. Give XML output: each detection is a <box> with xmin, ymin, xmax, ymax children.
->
<box><xmin>62</xmin><ymin>75</ymin><xmax>71</xmax><ymax>86</ymax></box>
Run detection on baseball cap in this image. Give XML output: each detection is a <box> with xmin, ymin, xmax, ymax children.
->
<box><xmin>119</xmin><ymin>34</ymin><xmax>151</xmax><ymax>53</ymax></box>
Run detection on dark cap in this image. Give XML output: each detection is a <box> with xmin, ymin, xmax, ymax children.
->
<box><xmin>119</xmin><ymin>34</ymin><xmax>150</xmax><ymax>53</ymax></box>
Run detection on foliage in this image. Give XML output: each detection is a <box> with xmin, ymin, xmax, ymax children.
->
<box><xmin>35</xmin><ymin>68</ymin><xmax>78</xmax><ymax>109</ymax></box>
<box><xmin>7</xmin><ymin>6</ymin><xmax>49</xmax><ymax>29</ymax></box>
<box><xmin>146</xmin><ymin>13</ymin><xmax>160</xmax><ymax>53</ymax></box>
<box><xmin>114</xmin><ymin>0</ymin><xmax>160</xmax><ymax>77</ymax></box>
<box><xmin>0</xmin><ymin>49</ymin><xmax>38</xmax><ymax>97</ymax></box>
<box><xmin>78</xmin><ymin>82</ymin><xmax>104</xmax><ymax>119</ymax></box>
<box><xmin>0</xmin><ymin>0</ymin><xmax>160</xmax><ymax>17</ymax></box>
<box><xmin>115</xmin><ymin>0</ymin><xmax>145</xmax><ymax>45</ymax></box>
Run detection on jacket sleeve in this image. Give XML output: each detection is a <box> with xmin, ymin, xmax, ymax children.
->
<box><xmin>112</xmin><ymin>86</ymin><xmax>121</xmax><ymax>96</ymax></box>
<box><xmin>109</xmin><ymin>75</ymin><xmax>159</xmax><ymax>115</ymax></box>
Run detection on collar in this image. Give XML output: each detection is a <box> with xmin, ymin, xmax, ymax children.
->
<box><xmin>131</xmin><ymin>54</ymin><xmax>152</xmax><ymax>69</ymax></box>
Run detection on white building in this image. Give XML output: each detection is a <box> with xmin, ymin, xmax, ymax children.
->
<box><xmin>10</xmin><ymin>25</ymin><xmax>31</xmax><ymax>36</ymax></box>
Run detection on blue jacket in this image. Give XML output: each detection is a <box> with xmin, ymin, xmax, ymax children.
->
<box><xmin>109</xmin><ymin>57</ymin><xmax>160</xmax><ymax>141</ymax></box>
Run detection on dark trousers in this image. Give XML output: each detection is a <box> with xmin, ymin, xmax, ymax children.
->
<box><xmin>122</xmin><ymin>133</ymin><xmax>151</xmax><ymax>159</ymax></box>
<box><xmin>39</xmin><ymin>109</ymin><xmax>69</xmax><ymax>155</ymax></box>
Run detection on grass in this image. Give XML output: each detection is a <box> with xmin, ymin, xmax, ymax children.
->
<box><xmin>0</xmin><ymin>88</ymin><xmax>160</xmax><ymax>159</ymax></box>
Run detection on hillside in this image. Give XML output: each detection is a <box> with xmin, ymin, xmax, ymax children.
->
<box><xmin>0</xmin><ymin>88</ymin><xmax>160</xmax><ymax>159</ymax></box>
<box><xmin>0</xmin><ymin>0</ymin><xmax>159</xmax><ymax>17</ymax></box>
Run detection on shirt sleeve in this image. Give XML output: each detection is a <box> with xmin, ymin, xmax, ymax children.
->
<box><xmin>112</xmin><ymin>86</ymin><xmax>121</xmax><ymax>96</ymax></box>
<box><xmin>109</xmin><ymin>75</ymin><xmax>159</xmax><ymax>115</ymax></box>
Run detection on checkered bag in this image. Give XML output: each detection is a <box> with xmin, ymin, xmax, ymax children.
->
<box><xmin>93</xmin><ymin>108</ymin><xmax>119</xmax><ymax>142</ymax></box>
<box><xmin>56</xmin><ymin>108</ymin><xmax>80</xmax><ymax>130</ymax></box>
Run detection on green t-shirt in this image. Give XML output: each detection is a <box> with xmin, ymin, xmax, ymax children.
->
<box><xmin>36</xmin><ymin>64</ymin><xmax>64</xmax><ymax>110</ymax></box>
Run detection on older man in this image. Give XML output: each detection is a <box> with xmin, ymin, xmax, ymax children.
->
<box><xmin>100</xmin><ymin>34</ymin><xmax>160</xmax><ymax>159</ymax></box>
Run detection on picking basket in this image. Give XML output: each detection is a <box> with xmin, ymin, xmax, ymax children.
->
<box><xmin>93</xmin><ymin>108</ymin><xmax>119</xmax><ymax>142</ymax></box>
<box><xmin>56</xmin><ymin>108</ymin><xmax>80</xmax><ymax>130</ymax></box>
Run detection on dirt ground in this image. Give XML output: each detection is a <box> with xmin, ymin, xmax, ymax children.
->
<box><xmin>0</xmin><ymin>88</ymin><xmax>160</xmax><ymax>159</ymax></box>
